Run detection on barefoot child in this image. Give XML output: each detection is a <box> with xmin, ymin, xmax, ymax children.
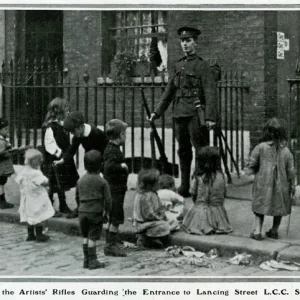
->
<box><xmin>246</xmin><ymin>118</ymin><xmax>294</xmax><ymax>240</ymax></box>
<box><xmin>182</xmin><ymin>146</ymin><xmax>233</xmax><ymax>235</ymax></box>
<box><xmin>133</xmin><ymin>169</ymin><xmax>171</xmax><ymax>248</ymax></box>
<box><xmin>16</xmin><ymin>149</ymin><xmax>55</xmax><ymax>242</ymax></box>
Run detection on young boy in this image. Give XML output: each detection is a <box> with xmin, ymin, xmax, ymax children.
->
<box><xmin>55</xmin><ymin>111</ymin><xmax>109</xmax><ymax>218</ymax></box>
<box><xmin>103</xmin><ymin>119</ymin><xmax>128</xmax><ymax>257</ymax></box>
<box><xmin>0</xmin><ymin>118</ymin><xmax>14</xmax><ymax>209</ymax></box>
<box><xmin>77</xmin><ymin>150</ymin><xmax>111</xmax><ymax>270</ymax></box>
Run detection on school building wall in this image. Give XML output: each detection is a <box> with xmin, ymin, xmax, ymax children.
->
<box><xmin>3</xmin><ymin>10</ymin><xmax>300</xmax><ymax>150</ymax></box>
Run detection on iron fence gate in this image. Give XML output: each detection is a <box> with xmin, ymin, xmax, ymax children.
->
<box><xmin>1</xmin><ymin>58</ymin><xmax>250</xmax><ymax>179</ymax></box>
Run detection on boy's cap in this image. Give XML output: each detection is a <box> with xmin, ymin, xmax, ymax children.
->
<box><xmin>0</xmin><ymin>118</ymin><xmax>8</xmax><ymax>129</ymax></box>
<box><xmin>63</xmin><ymin>111</ymin><xmax>84</xmax><ymax>131</ymax></box>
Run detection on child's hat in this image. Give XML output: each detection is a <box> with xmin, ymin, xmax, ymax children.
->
<box><xmin>0</xmin><ymin>118</ymin><xmax>8</xmax><ymax>129</ymax></box>
<box><xmin>63</xmin><ymin>111</ymin><xmax>84</xmax><ymax>131</ymax></box>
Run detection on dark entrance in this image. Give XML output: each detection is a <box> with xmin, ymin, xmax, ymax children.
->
<box><xmin>20</xmin><ymin>11</ymin><xmax>64</xmax><ymax>128</ymax></box>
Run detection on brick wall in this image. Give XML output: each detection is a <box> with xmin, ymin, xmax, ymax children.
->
<box><xmin>4</xmin><ymin>10</ymin><xmax>300</xmax><ymax>150</ymax></box>
<box><xmin>63</xmin><ymin>11</ymin><xmax>102</xmax><ymax>81</ymax></box>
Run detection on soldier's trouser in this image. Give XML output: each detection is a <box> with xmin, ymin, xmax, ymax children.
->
<box><xmin>174</xmin><ymin>116</ymin><xmax>209</xmax><ymax>191</ymax></box>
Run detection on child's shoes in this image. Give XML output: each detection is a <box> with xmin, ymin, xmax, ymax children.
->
<box><xmin>265</xmin><ymin>229</ymin><xmax>279</xmax><ymax>240</ymax></box>
<box><xmin>250</xmin><ymin>232</ymin><xmax>263</xmax><ymax>241</ymax></box>
<box><xmin>26</xmin><ymin>225</ymin><xmax>36</xmax><ymax>241</ymax></box>
<box><xmin>35</xmin><ymin>225</ymin><xmax>50</xmax><ymax>242</ymax></box>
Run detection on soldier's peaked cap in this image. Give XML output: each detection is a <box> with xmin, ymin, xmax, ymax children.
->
<box><xmin>177</xmin><ymin>26</ymin><xmax>201</xmax><ymax>39</ymax></box>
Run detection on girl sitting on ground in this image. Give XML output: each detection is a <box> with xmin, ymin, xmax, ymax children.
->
<box><xmin>182</xmin><ymin>146</ymin><xmax>233</xmax><ymax>235</ymax></box>
<box><xmin>16</xmin><ymin>149</ymin><xmax>55</xmax><ymax>242</ymax></box>
<box><xmin>133</xmin><ymin>169</ymin><xmax>171</xmax><ymax>248</ymax></box>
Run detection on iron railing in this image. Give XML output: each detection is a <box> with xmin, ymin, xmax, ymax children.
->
<box><xmin>1</xmin><ymin>58</ymin><xmax>250</xmax><ymax>177</ymax></box>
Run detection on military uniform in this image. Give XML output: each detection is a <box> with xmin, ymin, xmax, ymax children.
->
<box><xmin>153</xmin><ymin>26</ymin><xmax>218</xmax><ymax>196</ymax></box>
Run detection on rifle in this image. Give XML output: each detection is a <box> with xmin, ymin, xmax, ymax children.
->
<box><xmin>140</xmin><ymin>88</ymin><xmax>173</xmax><ymax>175</ymax></box>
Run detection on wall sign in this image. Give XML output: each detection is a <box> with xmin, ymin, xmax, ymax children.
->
<box><xmin>277</xmin><ymin>32</ymin><xmax>289</xmax><ymax>60</ymax></box>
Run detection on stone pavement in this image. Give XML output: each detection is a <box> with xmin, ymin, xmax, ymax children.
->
<box><xmin>1</xmin><ymin>169</ymin><xmax>300</xmax><ymax>264</ymax></box>
<box><xmin>2</xmin><ymin>222</ymin><xmax>300</xmax><ymax>276</ymax></box>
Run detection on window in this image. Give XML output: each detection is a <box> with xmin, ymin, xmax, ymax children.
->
<box><xmin>109</xmin><ymin>11</ymin><xmax>168</xmax><ymax>73</ymax></box>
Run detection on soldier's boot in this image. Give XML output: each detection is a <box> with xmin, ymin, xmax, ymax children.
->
<box><xmin>83</xmin><ymin>244</ymin><xmax>89</xmax><ymax>269</ymax></box>
<box><xmin>177</xmin><ymin>160</ymin><xmax>191</xmax><ymax>197</ymax></box>
<box><xmin>35</xmin><ymin>225</ymin><xmax>50</xmax><ymax>242</ymax></box>
<box><xmin>0</xmin><ymin>194</ymin><xmax>14</xmax><ymax>209</ymax></box>
<box><xmin>58</xmin><ymin>191</ymin><xmax>72</xmax><ymax>214</ymax></box>
<box><xmin>88</xmin><ymin>246</ymin><xmax>105</xmax><ymax>270</ymax></box>
<box><xmin>26</xmin><ymin>225</ymin><xmax>36</xmax><ymax>241</ymax></box>
<box><xmin>104</xmin><ymin>232</ymin><xmax>127</xmax><ymax>257</ymax></box>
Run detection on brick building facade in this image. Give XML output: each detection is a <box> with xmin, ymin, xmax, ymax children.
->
<box><xmin>2</xmin><ymin>10</ymin><xmax>300</xmax><ymax>149</ymax></box>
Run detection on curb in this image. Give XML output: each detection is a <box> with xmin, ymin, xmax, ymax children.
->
<box><xmin>0</xmin><ymin>208</ymin><xmax>294</xmax><ymax>261</ymax></box>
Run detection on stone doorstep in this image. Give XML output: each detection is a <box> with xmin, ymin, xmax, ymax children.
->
<box><xmin>0</xmin><ymin>208</ymin><xmax>293</xmax><ymax>261</ymax></box>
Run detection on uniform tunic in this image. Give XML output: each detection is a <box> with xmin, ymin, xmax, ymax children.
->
<box><xmin>155</xmin><ymin>53</ymin><xmax>217</xmax><ymax>121</ymax></box>
<box><xmin>247</xmin><ymin>142</ymin><xmax>294</xmax><ymax>216</ymax></box>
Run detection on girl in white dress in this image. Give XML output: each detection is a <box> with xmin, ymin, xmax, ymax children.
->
<box><xmin>16</xmin><ymin>149</ymin><xmax>55</xmax><ymax>242</ymax></box>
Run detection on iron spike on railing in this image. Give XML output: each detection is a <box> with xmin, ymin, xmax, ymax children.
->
<box><xmin>16</xmin><ymin>59</ymin><xmax>21</xmax><ymax>85</ymax></box>
<box><xmin>76</xmin><ymin>72</ymin><xmax>80</xmax><ymax>85</ymax></box>
<box><xmin>83</xmin><ymin>68</ymin><xmax>90</xmax><ymax>84</ymax></box>
<box><xmin>1</xmin><ymin>60</ymin><xmax>5</xmax><ymax>74</ymax></box>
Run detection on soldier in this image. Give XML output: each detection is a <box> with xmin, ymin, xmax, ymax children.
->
<box><xmin>149</xmin><ymin>26</ymin><xmax>219</xmax><ymax>197</ymax></box>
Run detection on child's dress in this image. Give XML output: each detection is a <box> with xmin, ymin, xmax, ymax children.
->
<box><xmin>16</xmin><ymin>166</ymin><xmax>55</xmax><ymax>225</ymax></box>
<box><xmin>133</xmin><ymin>191</ymin><xmax>170</xmax><ymax>238</ymax></box>
<box><xmin>247</xmin><ymin>141</ymin><xmax>294</xmax><ymax>217</ymax></box>
<box><xmin>182</xmin><ymin>172</ymin><xmax>233</xmax><ymax>235</ymax></box>
<box><xmin>157</xmin><ymin>189</ymin><xmax>184</xmax><ymax>231</ymax></box>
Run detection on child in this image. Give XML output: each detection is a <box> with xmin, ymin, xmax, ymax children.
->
<box><xmin>103</xmin><ymin>119</ymin><xmax>128</xmax><ymax>257</ymax></box>
<box><xmin>77</xmin><ymin>150</ymin><xmax>111</xmax><ymax>270</ymax></box>
<box><xmin>133</xmin><ymin>169</ymin><xmax>171</xmax><ymax>248</ymax></box>
<box><xmin>246</xmin><ymin>118</ymin><xmax>294</xmax><ymax>240</ymax></box>
<box><xmin>182</xmin><ymin>146</ymin><xmax>233</xmax><ymax>235</ymax></box>
<box><xmin>55</xmin><ymin>111</ymin><xmax>108</xmax><ymax>218</ymax></box>
<box><xmin>157</xmin><ymin>174</ymin><xmax>184</xmax><ymax>231</ymax></box>
<box><xmin>0</xmin><ymin>118</ymin><xmax>14</xmax><ymax>209</ymax></box>
<box><xmin>15</xmin><ymin>149</ymin><xmax>55</xmax><ymax>242</ymax></box>
<box><xmin>43</xmin><ymin>98</ymin><xmax>79</xmax><ymax>216</ymax></box>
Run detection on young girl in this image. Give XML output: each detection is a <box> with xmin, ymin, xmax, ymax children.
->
<box><xmin>182</xmin><ymin>146</ymin><xmax>233</xmax><ymax>235</ymax></box>
<box><xmin>43</xmin><ymin>98</ymin><xmax>79</xmax><ymax>216</ymax></box>
<box><xmin>157</xmin><ymin>174</ymin><xmax>184</xmax><ymax>231</ymax></box>
<box><xmin>16</xmin><ymin>149</ymin><xmax>55</xmax><ymax>242</ymax></box>
<box><xmin>246</xmin><ymin>118</ymin><xmax>294</xmax><ymax>240</ymax></box>
<box><xmin>133</xmin><ymin>169</ymin><xmax>171</xmax><ymax>248</ymax></box>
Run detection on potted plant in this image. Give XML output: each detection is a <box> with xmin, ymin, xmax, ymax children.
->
<box><xmin>110</xmin><ymin>50</ymin><xmax>137</xmax><ymax>83</ymax></box>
